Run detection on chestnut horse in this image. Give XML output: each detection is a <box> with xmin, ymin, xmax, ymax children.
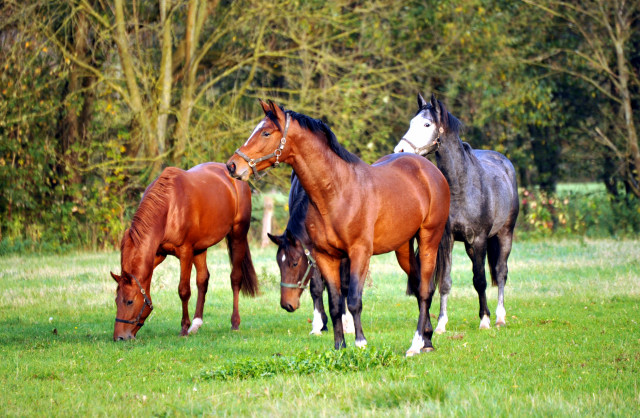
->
<box><xmin>395</xmin><ymin>94</ymin><xmax>519</xmax><ymax>332</ymax></box>
<box><xmin>111</xmin><ymin>162</ymin><xmax>258</xmax><ymax>340</ymax></box>
<box><xmin>227</xmin><ymin>101</ymin><xmax>450</xmax><ymax>355</ymax></box>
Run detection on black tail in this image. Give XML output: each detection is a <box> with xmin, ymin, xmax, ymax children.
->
<box><xmin>486</xmin><ymin>235</ymin><xmax>500</xmax><ymax>287</ymax></box>
<box><xmin>226</xmin><ymin>236</ymin><xmax>259</xmax><ymax>297</ymax></box>
<box><xmin>433</xmin><ymin>217</ymin><xmax>452</xmax><ymax>290</ymax></box>
<box><xmin>406</xmin><ymin>234</ymin><xmax>421</xmax><ymax>296</ymax></box>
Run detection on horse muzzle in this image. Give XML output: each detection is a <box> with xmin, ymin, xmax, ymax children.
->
<box><xmin>226</xmin><ymin>157</ymin><xmax>250</xmax><ymax>181</ymax></box>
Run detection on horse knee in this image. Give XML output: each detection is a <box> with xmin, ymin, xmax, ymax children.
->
<box><xmin>346</xmin><ymin>293</ymin><xmax>361</xmax><ymax>314</ymax></box>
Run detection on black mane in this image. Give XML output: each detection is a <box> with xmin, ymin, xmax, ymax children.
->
<box><xmin>286</xmin><ymin>171</ymin><xmax>311</xmax><ymax>243</ymax></box>
<box><xmin>266</xmin><ymin>108</ymin><xmax>360</xmax><ymax>164</ymax></box>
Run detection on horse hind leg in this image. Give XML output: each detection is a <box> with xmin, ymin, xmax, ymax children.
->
<box><xmin>465</xmin><ymin>239</ymin><xmax>491</xmax><ymax>329</ymax></box>
<box><xmin>488</xmin><ymin>232</ymin><xmax>513</xmax><ymax>327</ymax></box>
<box><xmin>435</xmin><ymin>229</ymin><xmax>453</xmax><ymax>334</ymax></box>
<box><xmin>188</xmin><ymin>250</ymin><xmax>209</xmax><ymax>335</ymax></box>
<box><xmin>339</xmin><ymin>258</ymin><xmax>355</xmax><ymax>334</ymax></box>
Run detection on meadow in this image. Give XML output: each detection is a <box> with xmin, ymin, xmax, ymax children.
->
<box><xmin>0</xmin><ymin>239</ymin><xmax>638</xmax><ymax>416</ymax></box>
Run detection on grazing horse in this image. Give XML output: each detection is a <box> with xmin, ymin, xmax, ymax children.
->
<box><xmin>227</xmin><ymin>100</ymin><xmax>450</xmax><ymax>355</ymax></box>
<box><xmin>111</xmin><ymin>162</ymin><xmax>258</xmax><ymax>340</ymax></box>
<box><xmin>267</xmin><ymin>171</ymin><xmax>354</xmax><ymax>335</ymax></box>
<box><xmin>394</xmin><ymin>93</ymin><xmax>519</xmax><ymax>331</ymax></box>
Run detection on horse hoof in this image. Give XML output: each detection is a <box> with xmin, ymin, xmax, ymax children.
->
<box><xmin>434</xmin><ymin>326</ymin><xmax>446</xmax><ymax>335</ymax></box>
<box><xmin>479</xmin><ymin>315</ymin><xmax>491</xmax><ymax>329</ymax></box>
<box><xmin>309</xmin><ymin>329</ymin><xmax>323</xmax><ymax>336</ymax></box>
<box><xmin>421</xmin><ymin>346</ymin><xmax>435</xmax><ymax>353</ymax></box>
<box><xmin>188</xmin><ymin>317</ymin><xmax>203</xmax><ymax>334</ymax></box>
<box><xmin>180</xmin><ymin>329</ymin><xmax>188</xmax><ymax>337</ymax></box>
<box><xmin>355</xmin><ymin>338</ymin><xmax>367</xmax><ymax>348</ymax></box>
<box><xmin>405</xmin><ymin>349</ymin><xmax>420</xmax><ymax>357</ymax></box>
<box><xmin>495</xmin><ymin>318</ymin><xmax>506</xmax><ymax>327</ymax></box>
<box><xmin>231</xmin><ymin>324</ymin><xmax>239</xmax><ymax>331</ymax></box>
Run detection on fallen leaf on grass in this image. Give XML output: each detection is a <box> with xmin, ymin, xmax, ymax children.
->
<box><xmin>447</xmin><ymin>333</ymin><xmax>465</xmax><ymax>340</ymax></box>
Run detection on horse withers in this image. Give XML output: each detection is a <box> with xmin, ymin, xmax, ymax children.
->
<box><xmin>395</xmin><ymin>93</ymin><xmax>519</xmax><ymax>332</ymax></box>
<box><xmin>267</xmin><ymin>171</ymin><xmax>354</xmax><ymax>335</ymax></box>
<box><xmin>112</xmin><ymin>162</ymin><xmax>258</xmax><ymax>340</ymax></box>
<box><xmin>227</xmin><ymin>100</ymin><xmax>449</xmax><ymax>356</ymax></box>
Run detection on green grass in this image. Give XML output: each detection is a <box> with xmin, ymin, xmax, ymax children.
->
<box><xmin>1</xmin><ymin>239</ymin><xmax>639</xmax><ymax>416</ymax></box>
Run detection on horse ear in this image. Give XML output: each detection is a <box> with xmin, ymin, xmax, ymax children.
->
<box><xmin>267</xmin><ymin>100</ymin><xmax>286</xmax><ymax>127</ymax></box>
<box><xmin>431</xmin><ymin>94</ymin><xmax>442</xmax><ymax>123</ymax></box>
<box><xmin>259</xmin><ymin>99</ymin><xmax>271</xmax><ymax>115</ymax></box>
<box><xmin>110</xmin><ymin>272</ymin><xmax>121</xmax><ymax>282</ymax></box>
<box><xmin>417</xmin><ymin>93</ymin><xmax>427</xmax><ymax>109</ymax></box>
<box><xmin>267</xmin><ymin>232</ymin><xmax>284</xmax><ymax>246</ymax></box>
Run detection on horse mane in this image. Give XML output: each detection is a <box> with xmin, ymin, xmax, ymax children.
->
<box><xmin>286</xmin><ymin>170</ymin><xmax>311</xmax><ymax>243</ymax></box>
<box><xmin>419</xmin><ymin>102</ymin><xmax>463</xmax><ymax>138</ymax></box>
<box><xmin>266</xmin><ymin>108</ymin><xmax>360</xmax><ymax>164</ymax></box>
<box><xmin>124</xmin><ymin>168</ymin><xmax>178</xmax><ymax>249</ymax></box>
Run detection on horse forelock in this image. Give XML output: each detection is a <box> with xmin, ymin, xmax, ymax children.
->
<box><xmin>418</xmin><ymin>103</ymin><xmax>463</xmax><ymax>137</ymax></box>
<box><xmin>267</xmin><ymin>107</ymin><xmax>360</xmax><ymax>164</ymax></box>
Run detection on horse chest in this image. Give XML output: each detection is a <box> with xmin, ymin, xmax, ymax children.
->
<box><xmin>306</xmin><ymin>212</ymin><xmax>345</xmax><ymax>257</ymax></box>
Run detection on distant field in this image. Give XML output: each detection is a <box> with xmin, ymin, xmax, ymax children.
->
<box><xmin>0</xmin><ymin>239</ymin><xmax>638</xmax><ymax>416</ymax></box>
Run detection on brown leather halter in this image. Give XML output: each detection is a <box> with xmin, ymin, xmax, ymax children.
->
<box><xmin>234</xmin><ymin>113</ymin><xmax>291</xmax><ymax>179</ymax></box>
<box><xmin>115</xmin><ymin>274</ymin><xmax>153</xmax><ymax>328</ymax></box>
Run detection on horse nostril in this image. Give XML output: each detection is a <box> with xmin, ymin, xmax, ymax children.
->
<box><xmin>226</xmin><ymin>162</ymin><xmax>236</xmax><ymax>174</ymax></box>
<box><xmin>117</xmin><ymin>336</ymin><xmax>125</xmax><ymax>341</ymax></box>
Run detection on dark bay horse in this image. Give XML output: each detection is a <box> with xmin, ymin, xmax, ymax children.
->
<box><xmin>227</xmin><ymin>100</ymin><xmax>450</xmax><ymax>355</ymax></box>
<box><xmin>111</xmin><ymin>162</ymin><xmax>258</xmax><ymax>340</ymax></box>
<box><xmin>267</xmin><ymin>171</ymin><xmax>354</xmax><ymax>335</ymax></box>
<box><xmin>394</xmin><ymin>94</ymin><xmax>519</xmax><ymax>331</ymax></box>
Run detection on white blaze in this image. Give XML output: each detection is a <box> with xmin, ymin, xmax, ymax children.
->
<box><xmin>394</xmin><ymin>113</ymin><xmax>436</xmax><ymax>154</ymax></box>
<box><xmin>244</xmin><ymin>121</ymin><xmax>265</xmax><ymax>146</ymax></box>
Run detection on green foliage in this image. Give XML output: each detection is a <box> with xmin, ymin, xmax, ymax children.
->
<box><xmin>517</xmin><ymin>184</ymin><xmax>640</xmax><ymax>238</ymax></box>
<box><xmin>200</xmin><ymin>346</ymin><xmax>399</xmax><ymax>381</ymax></box>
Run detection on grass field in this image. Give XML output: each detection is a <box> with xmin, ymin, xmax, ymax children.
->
<box><xmin>0</xmin><ymin>239</ymin><xmax>639</xmax><ymax>416</ymax></box>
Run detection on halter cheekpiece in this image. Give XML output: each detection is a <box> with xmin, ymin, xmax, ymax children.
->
<box><xmin>115</xmin><ymin>273</ymin><xmax>153</xmax><ymax>328</ymax></box>
<box><xmin>234</xmin><ymin>113</ymin><xmax>291</xmax><ymax>180</ymax></box>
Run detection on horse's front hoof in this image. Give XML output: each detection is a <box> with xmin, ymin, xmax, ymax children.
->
<box><xmin>421</xmin><ymin>346</ymin><xmax>435</xmax><ymax>353</ymax></box>
<box><xmin>309</xmin><ymin>329</ymin><xmax>323</xmax><ymax>336</ymax></box>
<box><xmin>180</xmin><ymin>328</ymin><xmax>189</xmax><ymax>337</ymax></box>
<box><xmin>479</xmin><ymin>315</ymin><xmax>491</xmax><ymax>329</ymax></box>
<box><xmin>495</xmin><ymin>318</ymin><xmax>506</xmax><ymax>327</ymax></box>
<box><xmin>188</xmin><ymin>317</ymin><xmax>203</xmax><ymax>334</ymax></box>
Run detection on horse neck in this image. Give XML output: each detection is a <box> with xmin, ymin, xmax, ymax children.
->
<box><xmin>435</xmin><ymin>133</ymin><xmax>471</xmax><ymax>190</ymax></box>
<box><xmin>121</xmin><ymin>228</ymin><xmax>163</xmax><ymax>288</ymax></box>
<box><xmin>287</xmin><ymin>131</ymin><xmax>361</xmax><ymax>213</ymax></box>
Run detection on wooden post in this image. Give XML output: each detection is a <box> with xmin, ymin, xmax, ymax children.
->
<box><xmin>260</xmin><ymin>194</ymin><xmax>274</xmax><ymax>248</ymax></box>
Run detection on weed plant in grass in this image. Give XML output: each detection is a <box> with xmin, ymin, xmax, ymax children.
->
<box><xmin>0</xmin><ymin>239</ymin><xmax>638</xmax><ymax>416</ymax></box>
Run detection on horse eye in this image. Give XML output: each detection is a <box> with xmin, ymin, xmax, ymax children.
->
<box><xmin>424</xmin><ymin>123</ymin><xmax>431</xmax><ymax>128</ymax></box>
<box><xmin>262</xmin><ymin>131</ymin><xmax>271</xmax><ymax>137</ymax></box>
<box><xmin>292</xmin><ymin>261</ymin><xmax>299</xmax><ymax>267</ymax></box>
<box><xmin>126</xmin><ymin>300</ymin><xmax>134</xmax><ymax>306</ymax></box>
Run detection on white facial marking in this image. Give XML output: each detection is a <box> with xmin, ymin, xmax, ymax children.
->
<box><xmin>281</xmin><ymin>253</ymin><xmax>286</xmax><ymax>263</ymax></box>
<box><xmin>479</xmin><ymin>315</ymin><xmax>491</xmax><ymax>329</ymax></box>
<box><xmin>188</xmin><ymin>317</ymin><xmax>203</xmax><ymax>334</ymax></box>
<box><xmin>310</xmin><ymin>309</ymin><xmax>323</xmax><ymax>335</ymax></box>
<box><xmin>244</xmin><ymin>121</ymin><xmax>265</xmax><ymax>146</ymax></box>
<box><xmin>394</xmin><ymin>112</ymin><xmax>437</xmax><ymax>154</ymax></box>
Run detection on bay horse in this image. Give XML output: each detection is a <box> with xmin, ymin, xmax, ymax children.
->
<box><xmin>394</xmin><ymin>93</ymin><xmax>519</xmax><ymax>332</ymax></box>
<box><xmin>267</xmin><ymin>171</ymin><xmax>354</xmax><ymax>335</ymax></box>
<box><xmin>227</xmin><ymin>100</ymin><xmax>450</xmax><ymax>355</ymax></box>
<box><xmin>111</xmin><ymin>162</ymin><xmax>258</xmax><ymax>340</ymax></box>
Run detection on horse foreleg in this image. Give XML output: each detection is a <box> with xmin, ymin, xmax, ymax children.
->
<box><xmin>309</xmin><ymin>271</ymin><xmax>327</xmax><ymax>335</ymax></box>
<box><xmin>346</xmin><ymin>247</ymin><xmax>372</xmax><ymax>349</ymax></box>
<box><xmin>488</xmin><ymin>232</ymin><xmax>514</xmax><ymax>327</ymax></box>
<box><xmin>316</xmin><ymin>253</ymin><xmax>345</xmax><ymax>349</ymax></box>
<box><xmin>188</xmin><ymin>250</ymin><xmax>209</xmax><ymax>335</ymax></box>
<box><xmin>339</xmin><ymin>258</ymin><xmax>354</xmax><ymax>334</ymax></box>
<box><xmin>177</xmin><ymin>250</ymin><xmax>194</xmax><ymax>336</ymax></box>
<box><xmin>465</xmin><ymin>239</ymin><xmax>491</xmax><ymax>329</ymax></box>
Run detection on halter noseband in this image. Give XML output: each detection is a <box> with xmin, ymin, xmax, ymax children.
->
<box><xmin>234</xmin><ymin>113</ymin><xmax>292</xmax><ymax>180</ymax></box>
<box><xmin>280</xmin><ymin>242</ymin><xmax>316</xmax><ymax>290</ymax></box>
<box><xmin>115</xmin><ymin>274</ymin><xmax>153</xmax><ymax>328</ymax></box>
<box><xmin>403</xmin><ymin>126</ymin><xmax>444</xmax><ymax>155</ymax></box>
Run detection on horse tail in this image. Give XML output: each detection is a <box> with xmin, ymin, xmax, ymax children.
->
<box><xmin>406</xmin><ymin>234</ymin><xmax>421</xmax><ymax>296</ymax></box>
<box><xmin>226</xmin><ymin>236</ymin><xmax>260</xmax><ymax>297</ymax></box>
<box><xmin>433</xmin><ymin>217</ymin><xmax>452</xmax><ymax>290</ymax></box>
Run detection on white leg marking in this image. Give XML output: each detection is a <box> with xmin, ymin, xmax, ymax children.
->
<box><xmin>495</xmin><ymin>305</ymin><xmax>506</xmax><ymax>327</ymax></box>
<box><xmin>479</xmin><ymin>315</ymin><xmax>491</xmax><ymax>329</ymax></box>
<box><xmin>405</xmin><ymin>331</ymin><xmax>425</xmax><ymax>357</ymax></box>
<box><xmin>355</xmin><ymin>338</ymin><xmax>368</xmax><ymax>348</ymax></box>
<box><xmin>435</xmin><ymin>314</ymin><xmax>448</xmax><ymax>334</ymax></box>
<box><xmin>310</xmin><ymin>309</ymin><xmax>324</xmax><ymax>335</ymax></box>
<box><xmin>187</xmin><ymin>317</ymin><xmax>203</xmax><ymax>334</ymax></box>
<box><xmin>342</xmin><ymin>311</ymin><xmax>355</xmax><ymax>334</ymax></box>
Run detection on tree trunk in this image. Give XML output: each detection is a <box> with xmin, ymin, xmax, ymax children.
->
<box><xmin>260</xmin><ymin>195</ymin><xmax>274</xmax><ymax>248</ymax></box>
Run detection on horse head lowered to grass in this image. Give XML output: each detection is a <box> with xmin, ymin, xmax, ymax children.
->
<box><xmin>112</xmin><ymin>162</ymin><xmax>258</xmax><ymax>340</ymax></box>
<box><xmin>227</xmin><ymin>100</ymin><xmax>450</xmax><ymax>356</ymax></box>
<box><xmin>395</xmin><ymin>93</ymin><xmax>519</xmax><ymax>332</ymax></box>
